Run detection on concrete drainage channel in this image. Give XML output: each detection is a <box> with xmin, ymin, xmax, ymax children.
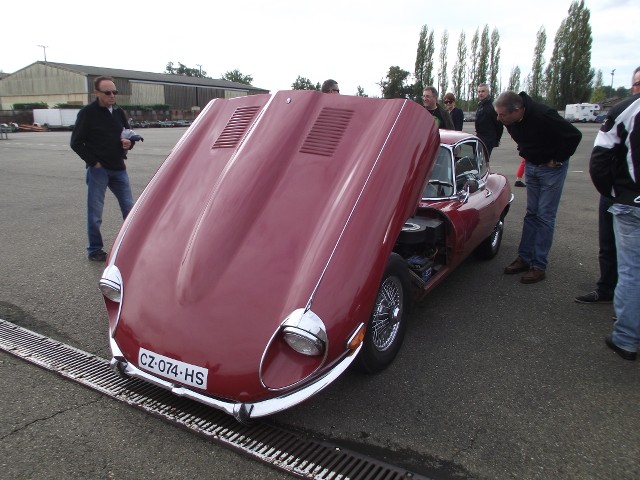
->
<box><xmin>0</xmin><ymin>319</ymin><xmax>430</xmax><ymax>480</ymax></box>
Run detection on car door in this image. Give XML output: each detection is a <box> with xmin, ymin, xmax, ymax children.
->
<box><xmin>452</xmin><ymin>140</ymin><xmax>497</xmax><ymax>252</ymax></box>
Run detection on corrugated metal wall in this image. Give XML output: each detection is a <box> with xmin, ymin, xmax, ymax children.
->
<box><xmin>0</xmin><ymin>64</ymin><xmax>265</xmax><ymax>111</ymax></box>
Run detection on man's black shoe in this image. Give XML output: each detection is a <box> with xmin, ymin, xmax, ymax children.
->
<box><xmin>88</xmin><ymin>250</ymin><xmax>107</xmax><ymax>262</ymax></box>
<box><xmin>574</xmin><ymin>291</ymin><xmax>613</xmax><ymax>304</ymax></box>
<box><xmin>605</xmin><ymin>335</ymin><xmax>637</xmax><ymax>361</ymax></box>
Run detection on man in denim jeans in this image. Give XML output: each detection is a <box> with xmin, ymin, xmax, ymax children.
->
<box><xmin>589</xmin><ymin>67</ymin><xmax>640</xmax><ymax>361</ymax></box>
<box><xmin>494</xmin><ymin>91</ymin><xmax>582</xmax><ymax>284</ymax></box>
<box><xmin>71</xmin><ymin>76</ymin><xmax>137</xmax><ymax>262</ymax></box>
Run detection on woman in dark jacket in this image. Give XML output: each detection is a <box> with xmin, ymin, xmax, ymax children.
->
<box><xmin>443</xmin><ymin>92</ymin><xmax>464</xmax><ymax>131</ymax></box>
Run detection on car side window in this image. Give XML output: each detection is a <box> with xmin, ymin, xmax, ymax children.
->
<box><xmin>477</xmin><ymin>142</ymin><xmax>488</xmax><ymax>177</ymax></box>
<box><xmin>454</xmin><ymin>142</ymin><xmax>479</xmax><ymax>190</ymax></box>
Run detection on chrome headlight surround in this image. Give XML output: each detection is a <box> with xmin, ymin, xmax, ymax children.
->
<box><xmin>99</xmin><ymin>265</ymin><xmax>123</xmax><ymax>303</ymax></box>
<box><xmin>281</xmin><ymin>308</ymin><xmax>328</xmax><ymax>356</ymax></box>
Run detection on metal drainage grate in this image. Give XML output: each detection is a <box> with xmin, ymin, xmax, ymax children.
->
<box><xmin>0</xmin><ymin>319</ymin><xmax>431</xmax><ymax>480</ymax></box>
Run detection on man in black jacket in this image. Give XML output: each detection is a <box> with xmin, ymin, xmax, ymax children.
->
<box><xmin>589</xmin><ymin>67</ymin><xmax>640</xmax><ymax>361</ymax></box>
<box><xmin>475</xmin><ymin>83</ymin><xmax>503</xmax><ymax>158</ymax></box>
<box><xmin>71</xmin><ymin>76</ymin><xmax>137</xmax><ymax>262</ymax></box>
<box><xmin>495</xmin><ymin>90</ymin><xmax>582</xmax><ymax>284</ymax></box>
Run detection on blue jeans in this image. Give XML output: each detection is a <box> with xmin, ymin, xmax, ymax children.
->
<box><xmin>86</xmin><ymin>166</ymin><xmax>133</xmax><ymax>254</ymax></box>
<box><xmin>518</xmin><ymin>160</ymin><xmax>569</xmax><ymax>271</ymax></box>
<box><xmin>609</xmin><ymin>204</ymin><xmax>640</xmax><ymax>353</ymax></box>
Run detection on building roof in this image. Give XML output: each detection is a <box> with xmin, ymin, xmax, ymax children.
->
<box><xmin>15</xmin><ymin>61</ymin><xmax>269</xmax><ymax>93</ymax></box>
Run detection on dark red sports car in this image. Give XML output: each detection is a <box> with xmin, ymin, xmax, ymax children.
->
<box><xmin>99</xmin><ymin>91</ymin><xmax>512</xmax><ymax>422</ymax></box>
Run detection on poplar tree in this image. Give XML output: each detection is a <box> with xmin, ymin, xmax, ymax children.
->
<box><xmin>438</xmin><ymin>30</ymin><xmax>449</xmax><ymax>100</ymax></box>
<box><xmin>452</xmin><ymin>31</ymin><xmax>467</xmax><ymax>109</ymax></box>
<box><xmin>414</xmin><ymin>25</ymin><xmax>435</xmax><ymax>101</ymax></box>
<box><xmin>468</xmin><ymin>28</ymin><xmax>480</xmax><ymax>104</ymax></box>
<box><xmin>414</xmin><ymin>26</ymin><xmax>428</xmax><ymax>100</ymax></box>
<box><xmin>545</xmin><ymin>0</ymin><xmax>593</xmax><ymax>108</ymax></box>
<box><xmin>489</xmin><ymin>28</ymin><xmax>501</xmax><ymax>95</ymax></box>
<box><xmin>508</xmin><ymin>66</ymin><xmax>521</xmax><ymax>91</ymax></box>
<box><xmin>528</xmin><ymin>27</ymin><xmax>546</xmax><ymax>101</ymax></box>
<box><xmin>476</xmin><ymin>25</ymin><xmax>490</xmax><ymax>89</ymax></box>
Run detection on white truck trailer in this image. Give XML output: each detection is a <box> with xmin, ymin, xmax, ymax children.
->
<box><xmin>33</xmin><ymin>109</ymin><xmax>80</xmax><ymax>130</ymax></box>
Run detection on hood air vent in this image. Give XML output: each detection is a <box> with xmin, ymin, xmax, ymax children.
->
<box><xmin>213</xmin><ymin>105</ymin><xmax>261</xmax><ymax>149</ymax></box>
<box><xmin>300</xmin><ymin>107</ymin><xmax>354</xmax><ymax>156</ymax></box>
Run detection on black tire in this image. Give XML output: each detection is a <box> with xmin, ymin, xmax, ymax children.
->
<box><xmin>473</xmin><ymin>218</ymin><xmax>504</xmax><ymax>260</ymax></box>
<box><xmin>357</xmin><ymin>254</ymin><xmax>410</xmax><ymax>373</ymax></box>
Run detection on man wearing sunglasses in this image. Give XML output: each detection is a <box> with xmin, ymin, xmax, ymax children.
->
<box><xmin>71</xmin><ymin>76</ymin><xmax>137</xmax><ymax>262</ymax></box>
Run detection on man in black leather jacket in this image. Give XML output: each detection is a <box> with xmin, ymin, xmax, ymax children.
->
<box><xmin>475</xmin><ymin>83</ymin><xmax>503</xmax><ymax>158</ymax></box>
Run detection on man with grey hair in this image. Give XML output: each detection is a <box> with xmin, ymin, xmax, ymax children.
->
<box><xmin>475</xmin><ymin>83</ymin><xmax>503</xmax><ymax>158</ymax></box>
<box><xmin>495</xmin><ymin>90</ymin><xmax>582</xmax><ymax>284</ymax></box>
<box><xmin>422</xmin><ymin>86</ymin><xmax>454</xmax><ymax>129</ymax></box>
<box><xmin>589</xmin><ymin>66</ymin><xmax>640</xmax><ymax>361</ymax></box>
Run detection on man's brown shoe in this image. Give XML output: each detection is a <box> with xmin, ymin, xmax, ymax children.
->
<box><xmin>504</xmin><ymin>257</ymin><xmax>530</xmax><ymax>274</ymax></box>
<box><xmin>520</xmin><ymin>268</ymin><xmax>545</xmax><ymax>284</ymax></box>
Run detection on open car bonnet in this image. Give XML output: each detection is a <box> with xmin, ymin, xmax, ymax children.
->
<box><xmin>105</xmin><ymin>91</ymin><xmax>439</xmax><ymax>401</ymax></box>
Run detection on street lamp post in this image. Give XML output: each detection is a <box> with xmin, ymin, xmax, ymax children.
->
<box><xmin>37</xmin><ymin>45</ymin><xmax>48</xmax><ymax>62</ymax></box>
<box><xmin>196</xmin><ymin>64</ymin><xmax>202</xmax><ymax>76</ymax></box>
<box><xmin>610</xmin><ymin>69</ymin><xmax>615</xmax><ymax>89</ymax></box>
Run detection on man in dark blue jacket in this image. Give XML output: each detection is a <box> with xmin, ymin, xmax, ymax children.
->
<box><xmin>589</xmin><ymin>67</ymin><xmax>640</xmax><ymax>361</ymax></box>
<box><xmin>495</xmin><ymin>91</ymin><xmax>582</xmax><ymax>284</ymax></box>
<box><xmin>71</xmin><ymin>76</ymin><xmax>137</xmax><ymax>262</ymax></box>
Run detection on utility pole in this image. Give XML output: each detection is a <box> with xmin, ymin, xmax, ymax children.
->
<box><xmin>196</xmin><ymin>64</ymin><xmax>202</xmax><ymax>76</ymax></box>
<box><xmin>37</xmin><ymin>45</ymin><xmax>48</xmax><ymax>62</ymax></box>
<box><xmin>610</xmin><ymin>69</ymin><xmax>615</xmax><ymax>89</ymax></box>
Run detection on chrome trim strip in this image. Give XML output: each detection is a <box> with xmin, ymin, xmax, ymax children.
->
<box><xmin>110</xmin><ymin>336</ymin><xmax>361</xmax><ymax>421</ymax></box>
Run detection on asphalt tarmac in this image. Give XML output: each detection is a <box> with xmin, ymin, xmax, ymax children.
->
<box><xmin>1</xmin><ymin>120</ymin><xmax>638</xmax><ymax>480</ymax></box>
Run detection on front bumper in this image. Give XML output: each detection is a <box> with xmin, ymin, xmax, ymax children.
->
<box><xmin>109</xmin><ymin>336</ymin><xmax>361</xmax><ymax>423</ymax></box>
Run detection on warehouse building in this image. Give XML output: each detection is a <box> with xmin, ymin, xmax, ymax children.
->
<box><xmin>0</xmin><ymin>61</ymin><xmax>269</xmax><ymax>111</ymax></box>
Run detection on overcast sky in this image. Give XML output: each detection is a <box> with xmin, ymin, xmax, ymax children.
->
<box><xmin>3</xmin><ymin>0</ymin><xmax>638</xmax><ymax>97</ymax></box>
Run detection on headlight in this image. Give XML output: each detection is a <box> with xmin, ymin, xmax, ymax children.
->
<box><xmin>99</xmin><ymin>265</ymin><xmax>123</xmax><ymax>303</ymax></box>
<box><xmin>281</xmin><ymin>308</ymin><xmax>327</xmax><ymax>356</ymax></box>
<box><xmin>283</xmin><ymin>327</ymin><xmax>325</xmax><ymax>356</ymax></box>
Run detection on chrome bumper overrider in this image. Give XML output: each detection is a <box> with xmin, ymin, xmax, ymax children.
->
<box><xmin>109</xmin><ymin>337</ymin><xmax>361</xmax><ymax>423</ymax></box>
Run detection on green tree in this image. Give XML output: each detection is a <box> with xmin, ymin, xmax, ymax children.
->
<box><xmin>528</xmin><ymin>26</ymin><xmax>547</xmax><ymax>101</ymax></box>
<box><xmin>222</xmin><ymin>69</ymin><xmax>253</xmax><ymax>85</ymax></box>
<box><xmin>545</xmin><ymin>0</ymin><xmax>594</xmax><ymax>108</ymax></box>
<box><xmin>476</xmin><ymin>25</ymin><xmax>490</xmax><ymax>89</ymax></box>
<box><xmin>452</xmin><ymin>31</ymin><xmax>467</xmax><ymax>110</ymax></box>
<box><xmin>489</xmin><ymin>28</ymin><xmax>501</xmax><ymax>95</ymax></box>
<box><xmin>378</xmin><ymin>66</ymin><xmax>413</xmax><ymax>99</ymax></box>
<box><xmin>414</xmin><ymin>25</ymin><xmax>435</xmax><ymax>99</ymax></box>
<box><xmin>590</xmin><ymin>69</ymin><xmax>606</xmax><ymax>103</ymax></box>
<box><xmin>414</xmin><ymin>26</ymin><xmax>428</xmax><ymax>99</ymax></box>
<box><xmin>165</xmin><ymin>61</ymin><xmax>206</xmax><ymax>78</ymax></box>
<box><xmin>356</xmin><ymin>85</ymin><xmax>368</xmax><ymax>97</ymax></box>
<box><xmin>438</xmin><ymin>30</ymin><xmax>449</xmax><ymax>100</ymax></box>
<box><xmin>291</xmin><ymin>76</ymin><xmax>319</xmax><ymax>90</ymax></box>
<box><xmin>508</xmin><ymin>66</ymin><xmax>521</xmax><ymax>91</ymax></box>
<box><xmin>467</xmin><ymin>28</ymin><xmax>480</xmax><ymax>104</ymax></box>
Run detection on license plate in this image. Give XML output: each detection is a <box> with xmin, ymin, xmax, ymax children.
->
<box><xmin>138</xmin><ymin>347</ymin><xmax>208</xmax><ymax>389</ymax></box>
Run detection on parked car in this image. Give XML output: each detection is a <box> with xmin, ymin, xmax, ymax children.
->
<box><xmin>99</xmin><ymin>91</ymin><xmax>512</xmax><ymax>423</ymax></box>
<box><xmin>172</xmin><ymin>120</ymin><xmax>191</xmax><ymax>127</ymax></box>
<box><xmin>594</xmin><ymin>114</ymin><xmax>607</xmax><ymax>124</ymax></box>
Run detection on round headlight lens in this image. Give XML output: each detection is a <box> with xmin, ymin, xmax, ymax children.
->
<box><xmin>99</xmin><ymin>280</ymin><xmax>121</xmax><ymax>303</ymax></box>
<box><xmin>283</xmin><ymin>326</ymin><xmax>325</xmax><ymax>356</ymax></box>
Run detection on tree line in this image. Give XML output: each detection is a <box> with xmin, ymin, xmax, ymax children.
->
<box><xmin>165</xmin><ymin>1</ymin><xmax>629</xmax><ymax>109</ymax></box>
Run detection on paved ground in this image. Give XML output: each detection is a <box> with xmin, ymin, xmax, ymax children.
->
<box><xmin>1</xmin><ymin>120</ymin><xmax>638</xmax><ymax>480</ymax></box>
